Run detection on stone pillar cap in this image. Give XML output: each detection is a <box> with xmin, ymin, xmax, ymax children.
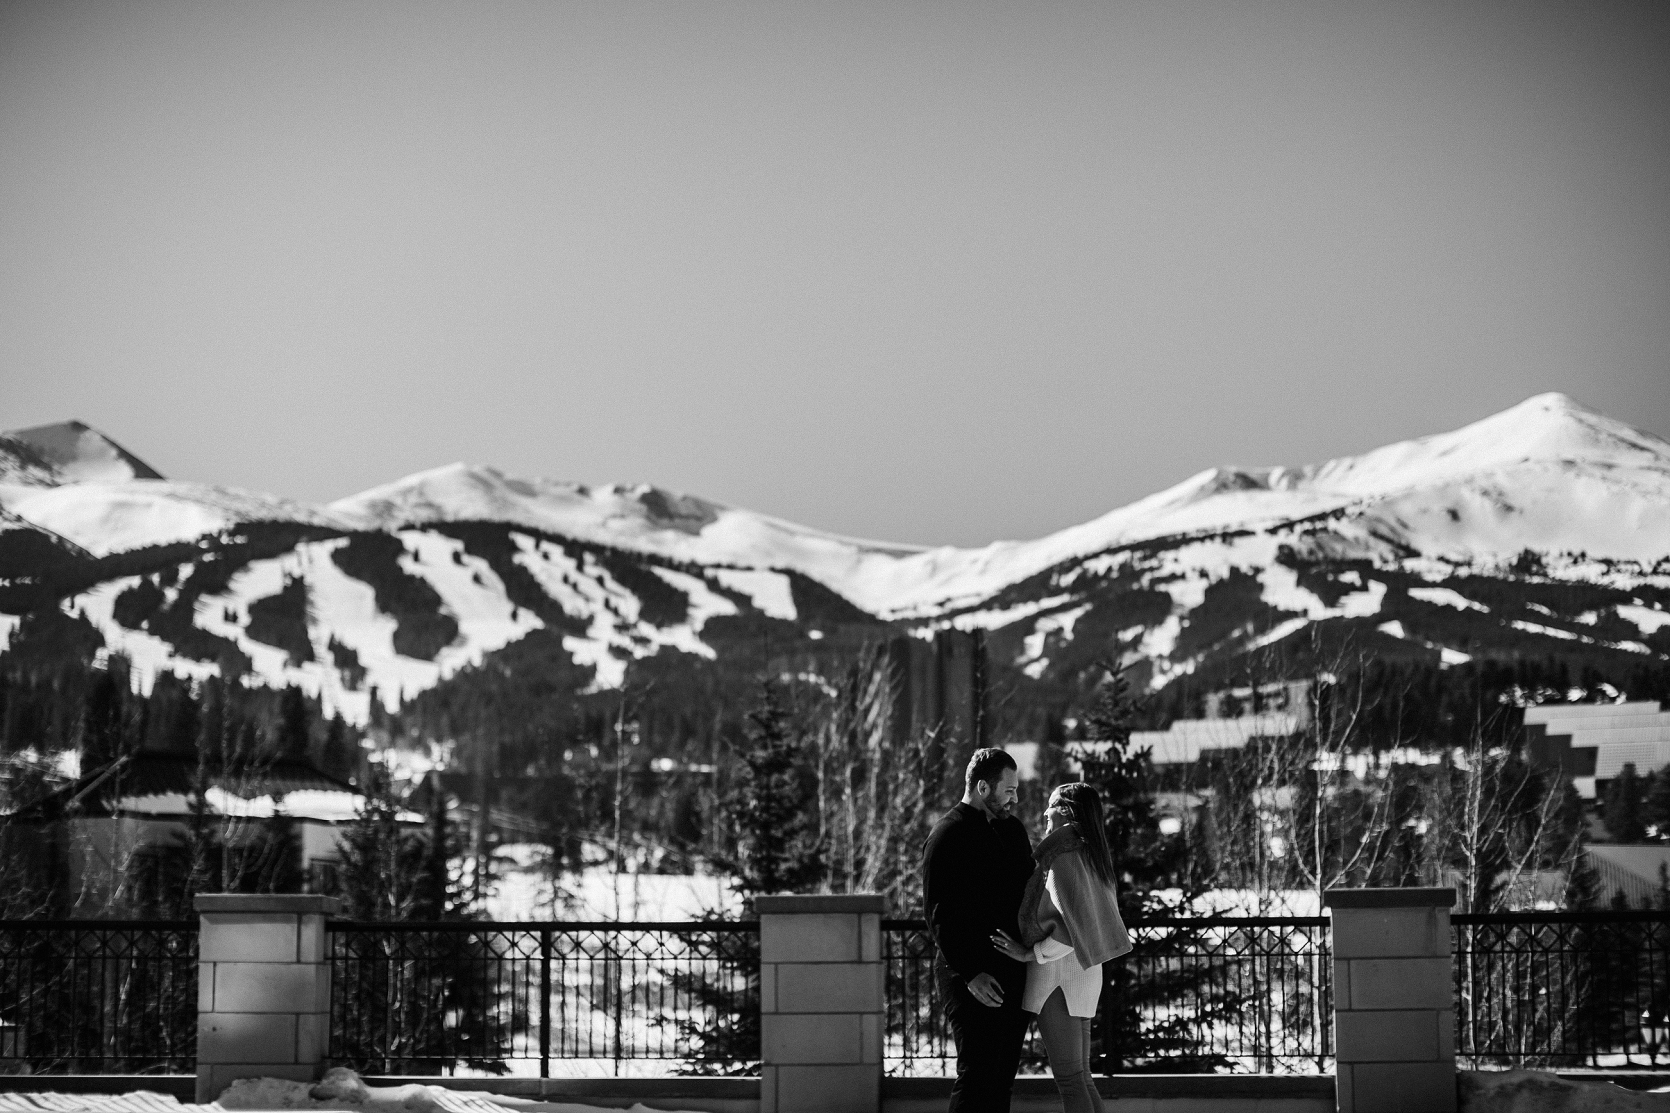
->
<box><xmin>195</xmin><ymin>894</ymin><xmax>343</xmax><ymax>915</ymax></box>
<box><xmin>754</xmin><ymin>894</ymin><xmax>886</xmax><ymax>914</ymax></box>
<box><xmin>1323</xmin><ymin>887</ymin><xmax>1456</xmax><ymax>909</ymax></box>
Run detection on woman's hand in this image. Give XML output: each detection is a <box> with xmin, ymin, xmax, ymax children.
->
<box><xmin>990</xmin><ymin>929</ymin><xmax>1031</xmax><ymax>963</ymax></box>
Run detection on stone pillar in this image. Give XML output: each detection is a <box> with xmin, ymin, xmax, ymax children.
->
<box><xmin>756</xmin><ymin>894</ymin><xmax>885</xmax><ymax>1113</ymax></box>
<box><xmin>194</xmin><ymin>894</ymin><xmax>340</xmax><ymax>1104</ymax></box>
<box><xmin>1325</xmin><ymin>888</ymin><xmax>1456</xmax><ymax>1113</ymax></box>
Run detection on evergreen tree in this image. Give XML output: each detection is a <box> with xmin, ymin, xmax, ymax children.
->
<box><xmin>725</xmin><ymin>681</ymin><xmax>822</xmax><ymax>902</ymax></box>
<box><xmin>677</xmin><ymin>682</ymin><xmax>823</xmax><ymax>1076</ymax></box>
<box><xmin>278</xmin><ymin>685</ymin><xmax>312</xmax><ymax>762</ymax></box>
<box><xmin>1645</xmin><ymin>767</ymin><xmax>1670</xmax><ymax>841</ymax></box>
<box><xmin>413</xmin><ymin>772</ymin><xmax>458</xmax><ymax>919</ymax></box>
<box><xmin>250</xmin><ymin>812</ymin><xmax>304</xmax><ymax>893</ymax></box>
<box><xmin>1075</xmin><ymin>665</ymin><xmax>1190</xmax><ymax>913</ymax></box>
<box><xmin>1075</xmin><ymin>663</ymin><xmax>1239</xmax><ymax>1073</ymax></box>
<box><xmin>79</xmin><ymin>664</ymin><xmax>128</xmax><ymax>770</ymax></box>
<box><xmin>321</xmin><ymin>714</ymin><xmax>357</xmax><ymax>782</ymax></box>
<box><xmin>167</xmin><ymin>680</ymin><xmax>201</xmax><ymax>756</ymax></box>
<box><xmin>1605</xmin><ymin>764</ymin><xmax>1647</xmax><ymax>843</ymax></box>
<box><xmin>337</xmin><ymin>762</ymin><xmax>426</xmax><ymax>921</ymax></box>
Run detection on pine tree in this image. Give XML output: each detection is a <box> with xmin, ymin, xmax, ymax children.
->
<box><xmin>1074</xmin><ymin>663</ymin><xmax>1238</xmax><ymax>1072</ymax></box>
<box><xmin>414</xmin><ymin>772</ymin><xmax>457</xmax><ymax>919</ymax></box>
<box><xmin>168</xmin><ymin>681</ymin><xmax>201</xmax><ymax>756</ymax></box>
<box><xmin>1075</xmin><ymin>664</ymin><xmax>1187</xmax><ymax>914</ymax></box>
<box><xmin>726</xmin><ymin>681</ymin><xmax>822</xmax><ymax>902</ymax></box>
<box><xmin>678</xmin><ymin>682</ymin><xmax>822</xmax><ymax>1076</ymax></box>
<box><xmin>1645</xmin><ymin>767</ymin><xmax>1670</xmax><ymax>841</ymax></box>
<box><xmin>278</xmin><ymin>686</ymin><xmax>312</xmax><ymax>762</ymax></box>
<box><xmin>1605</xmin><ymin>764</ymin><xmax>1647</xmax><ymax>843</ymax></box>
<box><xmin>337</xmin><ymin>762</ymin><xmax>425</xmax><ymax>921</ymax></box>
<box><xmin>321</xmin><ymin>714</ymin><xmax>358</xmax><ymax>782</ymax></box>
<box><xmin>80</xmin><ymin>664</ymin><xmax>127</xmax><ymax>770</ymax></box>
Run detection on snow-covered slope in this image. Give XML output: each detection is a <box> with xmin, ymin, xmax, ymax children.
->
<box><xmin>322</xmin><ymin>394</ymin><xmax>1670</xmax><ymax>618</ymax></box>
<box><xmin>854</xmin><ymin>393</ymin><xmax>1670</xmax><ymax>615</ymax></box>
<box><xmin>1</xmin><ymin>393</ymin><xmax>1666</xmax><ymax>714</ymax></box>
<box><xmin>0</xmin><ymin>420</ymin><xmax>350</xmax><ymax>555</ymax></box>
<box><xmin>1</xmin><ymin>420</ymin><xmax>163</xmax><ymax>484</ymax></box>
<box><xmin>0</xmin><ymin>480</ymin><xmax>357</xmax><ymax>557</ymax></box>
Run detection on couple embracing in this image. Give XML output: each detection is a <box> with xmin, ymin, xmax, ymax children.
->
<box><xmin>922</xmin><ymin>748</ymin><xmax>1131</xmax><ymax>1113</ymax></box>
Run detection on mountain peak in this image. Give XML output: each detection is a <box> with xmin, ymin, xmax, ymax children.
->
<box><xmin>330</xmin><ymin>463</ymin><xmax>728</xmax><ymax>540</ymax></box>
<box><xmin>0</xmin><ymin>421</ymin><xmax>164</xmax><ymax>485</ymax></box>
<box><xmin>1293</xmin><ymin>392</ymin><xmax>1670</xmax><ymax>499</ymax></box>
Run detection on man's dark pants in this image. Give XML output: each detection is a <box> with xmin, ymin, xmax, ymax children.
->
<box><xmin>941</xmin><ymin>967</ymin><xmax>1030</xmax><ymax>1113</ymax></box>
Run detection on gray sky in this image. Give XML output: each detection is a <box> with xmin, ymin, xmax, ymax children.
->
<box><xmin>3</xmin><ymin>1</ymin><xmax>1667</xmax><ymax>547</ymax></box>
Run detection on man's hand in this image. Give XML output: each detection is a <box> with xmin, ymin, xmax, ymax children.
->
<box><xmin>965</xmin><ymin>971</ymin><xmax>1005</xmax><ymax>1008</ymax></box>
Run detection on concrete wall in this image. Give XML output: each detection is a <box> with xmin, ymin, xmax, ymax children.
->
<box><xmin>1325</xmin><ymin>888</ymin><xmax>1456</xmax><ymax>1113</ymax></box>
<box><xmin>194</xmin><ymin>893</ymin><xmax>340</xmax><ymax>1104</ymax></box>
<box><xmin>756</xmin><ymin>894</ymin><xmax>885</xmax><ymax>1113</ymax></box>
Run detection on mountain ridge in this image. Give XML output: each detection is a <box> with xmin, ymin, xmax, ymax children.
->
<box><xmin>2</xmin><ymin>393</ymin><xmax>1666</xmax><ymax>724</ymax></box>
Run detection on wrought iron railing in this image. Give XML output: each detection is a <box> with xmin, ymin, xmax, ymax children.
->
<box><xmin>1454</xmin><ymin>910</ymin><xmax>1670</xmax><ymax>1070</ymax></box>
<box><xmin>884</xmin><ymin>917</ymin><xmax>1332</xmax><ymax>1076</ymax></box>
<box><xmin>0</xmin><ymin>920</ymin><xmax>198</xmax><ymax>1074</ymax></box>
<box><xmin>327</xmin><ymin>920</ymin><xmax>759</xmax><ymax>1077</ymax></box>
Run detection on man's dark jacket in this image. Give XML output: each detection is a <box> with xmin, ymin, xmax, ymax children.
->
<box><xmin>922</xmin><ymin>801</ymin><xmax>1036</xmax><ymax>1001</ymax></box>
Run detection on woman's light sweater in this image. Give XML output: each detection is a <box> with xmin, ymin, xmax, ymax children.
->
<box><xmin>1016</xmin><ymin>824</ymin><xmax>1132</xmax><ymax>1016</ymax></box>
<box><xmin>1021</xmin><ymin>873</ymin><xmax>1102</xmax><ymax>1016</ymax></box>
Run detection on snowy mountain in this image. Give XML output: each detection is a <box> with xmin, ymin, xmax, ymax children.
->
<box><xmin>1</xmin><ymin>393</ymin><xmax>1666</xmax><ymax>723</ymax></box>
<box><xmin>0</xmin><ymin>421</ymin><xmax>163</xmax><ymax>485</ymax></box>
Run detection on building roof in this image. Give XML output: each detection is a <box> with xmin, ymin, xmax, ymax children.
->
<box><xmin>1524</xmin><ymin>700</ymin><xmax>1670</xmax><ymax>783</ymax></box>
<box><xmin>3</xmin><ymin>751</ymin><xmax>363</xmax><ymax>823</ymax></box>
<box><xmin>1129</xmin><ymin>712</ymin><xmax>1303</xmax><ymax>765</ymax></box>
<box><xmin>1584</xmin><ymin>844</ymin><xmax>1670</xmax><ymax>908</ymax></box>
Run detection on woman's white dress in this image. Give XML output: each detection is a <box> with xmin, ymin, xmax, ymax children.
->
<box><xmin>1020</xmin><ymin>868</ymin><xmax>1104</xmax><ymax>1018</ymax></box>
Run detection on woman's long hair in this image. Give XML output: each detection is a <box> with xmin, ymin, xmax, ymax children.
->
<box><xmin>1054</xmin><ymin>782</ymin><xmax>1117</xmax><ymax>887</ymax></box>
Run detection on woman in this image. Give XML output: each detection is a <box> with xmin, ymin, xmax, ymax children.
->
<box><xmin>991</xmin><ymin>782</ymin><xmax>1130</xmax><ymax>1113</ymax></box>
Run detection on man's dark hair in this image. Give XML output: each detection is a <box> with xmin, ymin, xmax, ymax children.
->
<box><xmin>965</xmin><ymin>747</ymin><xmax>1017</xmax><ymax>794</ymax></box>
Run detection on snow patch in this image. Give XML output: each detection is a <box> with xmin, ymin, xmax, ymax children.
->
<box><xmin>1017</xmin><ymin>603</ymin><xmax>1093</xmax><ymax>678</ymax></box>
<box><xmin>711</xmin><ymin>568</ymin><xmax>797</xmax><ymax>620</ymax></box>
<box><xmin>1619</xmin><ymin>603</ymin><xmax>1670</xmax><ymax>636</ymax></box>
<box><xmin>1409</xmin><ymin>586</ymin><xmax>1489</xmax><ymax>612</ymax></box>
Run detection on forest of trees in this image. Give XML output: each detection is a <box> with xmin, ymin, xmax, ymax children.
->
<box><xmin>2</xmin><ymin>633</ymin><xmax>1668</xmax><ymax>922</ymax></box>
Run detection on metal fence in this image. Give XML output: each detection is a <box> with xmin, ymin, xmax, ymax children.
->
<box><xmin>1455</xmin><ymin>910</ymin><xmax>1670</xmax><ymax>1070</ymax></box>
<box><xmin>22</xmin><ymin>909</ymin><xmax>1670</xmax><ymax>1079</ymax></box>
<box><xmin>327</xmin><ymin>920</ymin><xmax>759</xmax><ymax>1077</ymax></box>
<box><xmin>0</xmin><ymin>920</ymin><xmax>198</xmax><ymax>1075</ymax></box>
<box><xmin>883</xmin><ymin>917</ymin><xmax>1332</xmax><ymax>1076</ymax></box>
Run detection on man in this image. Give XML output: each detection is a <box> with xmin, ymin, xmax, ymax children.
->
<box><xmin>922</xmin><ymin>748</ymin><xmax>1036</xmax><ymax>1112</ymax></box>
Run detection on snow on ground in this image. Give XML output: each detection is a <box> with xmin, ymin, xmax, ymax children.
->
<box><xmin>1259</xmin><ymin>560</ymin><xmax>1386</xmax><ymax>621</ymax></box>
<box><xmin>1458</xmin><ymin>1068</ymin><xmax>1670</xmax><ymax>1107</ymax></box>
<box><xmin>72</xmin><ymin>578</ymin><xmax>223</xmax><ymax>694</ymax></box>
<box><xmin>1376</xmin><ymin>621</ymin><xmax>1474</xmax><ymax>666</ymax></box>
<box><xmin>1016</xmin><ymin>603</ymin><xmax>1093</xmax><ymax>679</ymax></box>
<box><xmin>1620</xmin><ymin>604</ymin><xmax>1670</xmax><ymax>636</ymax></box>
<box><xmin>508</xmin><ymin>533</ymin><xmax>757</xmax><ymax>689</ymax></box>
<box><xmin>1409</xmin><ymin>586</ymin><xmax>1490</xmax><ymax>612</ymax></box>
<box><xmin>933</xmin><ymin>594</ymin><xmax>1076</xmax><ymax>633</ymax></box>
<box><xmin>709</xmin><ymin>569</ymin><xmax>796</xmax><ymax>621</ymax></box>
<box><xmin>395</xmin><ymin>531</ymin><xmax>545</xmax><ymax>680</ymax></box>
<box><xmin>485</xmin><ymin>845</ymin><xmax>741</xmax><ymax>923</ymax></box>
<box><xmin>0</xmin><ymin>480</ymin><xmax>351</xmax><ymax>557</ymax></box>
<box><xmin>1511</xmin><ymin>619</ymin><xmax>1650</xmax><ymax>654</ymax></box>
<box><xmin>649</xmin><ymin>568</ymin><xmax>738</xmax><ymax>630</ymax></box>
<box><xmin>0</xmin><ymin>1071</ymin><xmax>706</xmax><ymax>1112</ymax></box>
